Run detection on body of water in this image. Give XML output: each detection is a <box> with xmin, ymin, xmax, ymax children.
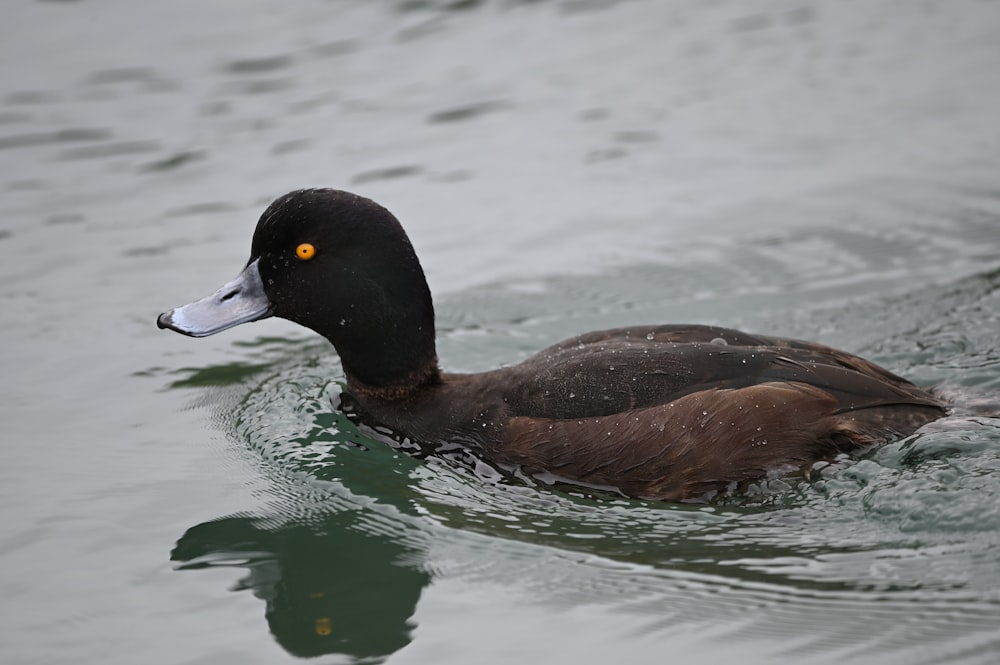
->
<box><xmin>2</xmin><ymin>1</ymin><xmax>999</xmax><ymax>663</ymax></box>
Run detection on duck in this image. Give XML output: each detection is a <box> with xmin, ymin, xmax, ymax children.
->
<box><xmin>158</xmin><ymin>189</ymin><xmax>946</xmax><ymax>501</ymax></box>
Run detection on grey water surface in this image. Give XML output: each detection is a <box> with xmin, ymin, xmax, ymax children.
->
<box><xmin>2</xmin><ymin>1</ymin><xmax>1000</xmax><ymax>664</ymax></box>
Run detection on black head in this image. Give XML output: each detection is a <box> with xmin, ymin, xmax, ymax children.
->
<box><xmin>160</xmin><ymin>189</ymin><xmax>438</xmax><ymax>390</ymax></box>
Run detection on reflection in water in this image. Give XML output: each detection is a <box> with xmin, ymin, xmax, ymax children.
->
<box><xmin>172</xmin><ymin>511</ymin><xmax>430</xmax><ymax>662</ymax></box>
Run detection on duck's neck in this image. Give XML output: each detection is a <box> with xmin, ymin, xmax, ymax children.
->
<box><xmin>322</xmin><ymin>281</ymin><xmax>442</xmax><ymax>400</ymax></box>
<box><xmin>345</xmin><ymin>359</ymin><xmax>441</xmax><ymax>402</ymax></box>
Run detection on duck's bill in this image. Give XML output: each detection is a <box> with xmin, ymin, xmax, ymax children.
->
<box><xmin>157</xmin><ymin>259</ymin><xmax>272</xmax><ymax>337</ymax></box>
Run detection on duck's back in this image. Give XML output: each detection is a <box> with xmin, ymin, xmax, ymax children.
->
<box><xmin>479</xmin><ymin>325</ymin><xmax>945</xmax><ymax>500</ymax></box>
<box><xmin>497</xmin><ymin>325</ymin><xmax>937</xmax><ymax>417</ymax></box>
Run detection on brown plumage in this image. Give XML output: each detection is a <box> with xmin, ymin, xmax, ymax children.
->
<box><xmin>158</xmin><ymin>190</ymin><xmax>946</xmax><ymax>502</ymax></box>
<box><xmin>351</xmin><ymin>324</ymin><xmax>944</xmax><ymax>501</ymax></box>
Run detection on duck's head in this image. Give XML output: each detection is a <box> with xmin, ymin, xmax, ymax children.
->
<box><xmin>158</xmin><ymin>189</ymin><xmax>438</xmax><ymax>389</ymax></box>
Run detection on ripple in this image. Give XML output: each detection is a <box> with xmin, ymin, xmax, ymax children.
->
<box><xmin>58</xmin><ymin>140</ymin><xmax>160</xmax><ymax>161</ymax></box>
<box><xmin>427</xmin><ymin>100</ymin><xmax>509</xmax><ymax>124</ymax></box>
<box><xmin>139</xmin><ymin>149</ymin><xmax>206</xmax><ymax>173</ymax></box>
<box><xmin>223</xmin><ymin>55</ymin><xmax>294</xmax><ymax>75</ymax></box>
<box><xmin>0</xmin><ymin>127</ymin><xmax>110</xmax><ymax>151</ymax></box>
<box><xmin>351</xmin><ymin>164</ymin><xmax>424</xmax><ymax>185</ymax></box>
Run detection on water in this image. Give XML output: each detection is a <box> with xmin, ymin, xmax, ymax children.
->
<box><xmin>2</xmin><ymin>1</ymin><xmax>999</xmax><ymax>663</ymax></box>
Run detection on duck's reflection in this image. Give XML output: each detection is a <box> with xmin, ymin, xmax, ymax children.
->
<box><xmin>171</xmin><ymin>510</ymin><xmax>429</xmax><ymax>661</ymax></box>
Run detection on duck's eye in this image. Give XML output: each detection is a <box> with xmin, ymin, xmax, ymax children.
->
<box><xmin>295</xmin><ymin>243</ymin><xmax>316</xmax><ymax>261</ymax></box>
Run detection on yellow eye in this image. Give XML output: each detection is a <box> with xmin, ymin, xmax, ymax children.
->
<box><xmin>296</xmin><ymin>243</ymin><xmax>316</xmax><ymax>261</ymax></box>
